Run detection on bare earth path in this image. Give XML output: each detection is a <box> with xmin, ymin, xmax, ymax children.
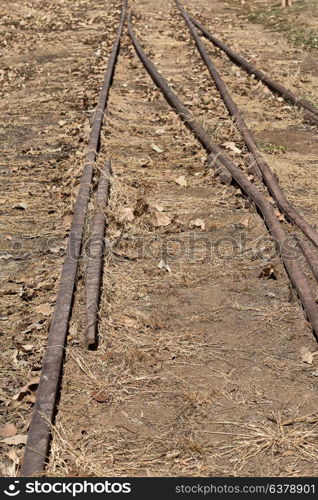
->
<box><xmin>1</xmin><ymin>0</ymin><xmax>318</xmax><ymax>477</ymax></box>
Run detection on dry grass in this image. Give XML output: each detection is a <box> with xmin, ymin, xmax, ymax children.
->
<box><xmin>2</xmin><ymin>0</ymin><xmax>318</xmax><ymax>479</ymax></box>
<box><xmin>202</xmin><ymin>413</ymin><xmax>318</xmax><ymax>473</ymax></box>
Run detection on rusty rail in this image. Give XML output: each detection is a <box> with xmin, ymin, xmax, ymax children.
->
<box><xmin>85</xmin><ymin>160</ymin><xmax>111</xmax><ymax>348</ymax></box>
<box><xmin>295</xmin><ymin>236</ymin><xmax>318</xmax><ymax>283</ymax></box>
<box><xmin>190</xmin><ymin>15</ymin><xmax>318</xmax><ymax>126</ymax></box>
<box><xmin>20</xmin><ymin>1</ymin><xmax>127</xmax><ymax>477</ymax></box>
<box><xmin>207</xmin><ymin>153</ymin><xmax>232</xmax><ymax>185</ymax></box>
<box><xmin>175</xmin><ymin>0</ymin><xmax>318</xmax><ymax>248</ymax></box>
<box><xmin>127</xmin><ymin>13</ymin><xmax>318</xmax><ymax>339</ymax></box>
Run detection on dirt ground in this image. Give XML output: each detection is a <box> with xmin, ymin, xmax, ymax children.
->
<box><xmin>1</xmin><ymin>0</ymin><xmax>318</xmax><ymax>477</ymax></box>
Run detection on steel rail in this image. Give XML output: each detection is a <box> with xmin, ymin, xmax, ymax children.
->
<box><xmin>20</xmin><ymin>1</ymin><xmax>127</xmax><ymax>477</ymax></box>
<box><xmin>175</xmin><ymin>0</ymin><xmax>318</xmax><ymax>249</ymax></box>
<box><xmin>246</xmin><ymin>153</ymin><xmax>262</xmax><ymax>182</ymax></box>
<box><xmin>207</xmin><ymin>153</ymin><xmax>232</xmax><ymax>185</ymax></box>
<box><xmin>85</xmin><ymin>160</ymin><xmax>111</xmax><ymax>348</ymax></box>
<box><xmin>189</xmin><ymin>15</ymin><xmax>318</xmax><ymax>126</ymax></box>
<box><xmin>295</xmin><ymin>235</ymin><xmax>318</xmax><ymax>283</ymax></box>
<box><xmin>127</xmin><ymin>13</ymin><xmax>318</xmax><ymax>339</ymax></box>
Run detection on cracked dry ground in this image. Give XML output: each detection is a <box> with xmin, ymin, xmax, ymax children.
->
<box><xmin>1</xmin><ymin>0</ymin><xmax>318</xmax><ymax>477</ymax></box>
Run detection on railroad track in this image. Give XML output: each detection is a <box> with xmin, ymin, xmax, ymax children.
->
<box><xmin>20</xmin><ymin>0</ymin><xmax>318</xmax><ymax>476</ymax></box>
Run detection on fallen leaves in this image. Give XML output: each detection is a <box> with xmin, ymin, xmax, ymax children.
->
<box><xmin>0</xmin><ymin>423</ymin><xmax>17</xmax><ymax>438</ymax></box>
<box><xmin>158</xmin><ymin>259</ymin><xmax>171</xmax><ymax>272</ymax></box>
<box><xmin>151</xmin><ymin>143</ymin><xmax>164</xmax><ymax>153</ymax></box>
<box><xmin>49</xmin><ymin>244</ymin><xmax>64</xmax><ymax>254</ymax></box>
<box><xmin>12</xmin><ymin>202</ymin><xmax>28</xmax><ymax>210</ymax></box>
<box><xmin>5</xmin><ymin>448</ymin><xmax>20</xmax><ymax>472</ymax></box>
<box><xmin>154</xmin><ymin>127</ymin><xmax>166</xmax><ymax>135</ymax></box>
<box><xmin>133</xmin><ymin>198</ymin><xmax>149</xmax><ymax>217</ymax></box>
<box><xmin>166</xmin><ymin>450</ymin><xmax>181</xmax><ymax>460</ymax></box>
<box><xmin>73</xmin><ymin>429</ymin><xmax>87</xmax><ymax>442</ymax></box>
<box><xmin>189</xmin><ymin>218</ymin><xmax>205</xmax><ymax>230</ymax></box>
<box><xmin>0</xmin><ymin>253</ymin><xmax>13</xmax><ymax>260</ymax></box>
<box><xmin>11</xmin><ymin>377</ymin><xmax>40</xmax><ymax>407</ymax></box>
<box><xmin>0</xmin><ymin>435</ymin><xmax>27</xmax><ymax>446</ymax></box>
<box><xmin>119</xmin><ymin>207</ymin><xmax>134</xmax><ymax>223</ymax></box>
<box><xmin>35</xmin><ymin>303</ymin><xmax>53</xmax><ymax>316</ymax></box>
<box><xmin>16</xmin><ymin>343</ymin><xmax>35</xmax><ymax>354</ymax></box>
<box><xmin>154</xmin><ymin>204</ymin><xmax>164</xmax><ymax>212</ymax></box>
<box><xmin>62</xmin><ymin>214</ymin><xmax>73</xmax><ymax>228</ymax></box>
<box><xmin>91</xmin><ymin>390</ymin><xmax>110</xmax><ymax>403</ymax></box>
<box><xmin>258</xmin><ymin>265</ymin><xmax>278</xmax><ymax>280</ymax></box>
<box><xmin>300</xmin><ymin>347</ymin><xmax>318</xmax><ymax>365</ymax></box>
<box><xmin>175</xmin><ymin>175</ymin><xmax>188</xmax><ymax>188</ymax></box>
<box><xmin>274</xmin><ymin>209</ymin><xmax>285</xmax><ymax>222</ymax></box>
<box><xmin>223</xmin><ymin>141</ymin><xmax>242</xmax><ymax>155</ymax></box>
<box><xmin>20</xmin><ymin>321</ymin><xmax>44</xmax><ymax>335</ymax></box>
<box><xmin>122</xmin><ymin>316</ymin><xmax>138</xmax><ymax>328</ymax></box>
<box><xmin>241</xmin><ymin>217</ymin><xmax>250</xmax><ymax>228</ymax></box>
<box><xmin>154</xmin><ymin>212</ymin><xmax>172</xmax><ymax>227</ymax></box>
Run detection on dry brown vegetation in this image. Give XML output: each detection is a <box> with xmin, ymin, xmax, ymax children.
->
<box><xmin>1</xmin><ymin>0</ymin><xmax>318</xmax><ymax>477</ymax></box>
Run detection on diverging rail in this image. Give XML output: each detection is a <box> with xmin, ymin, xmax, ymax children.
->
<box><xmin>21</xmin><ymin>0</ymin><xmax>127</xmax><ymax>477</ymax></box>
<box><xmin>127</xmin><ymin>12</ymin><xmax>318</xmax><ymax>341</ymax></box>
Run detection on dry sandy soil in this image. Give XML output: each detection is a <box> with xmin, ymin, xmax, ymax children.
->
<box><xmin>1</xmin><ymin>0</ymin><xmax>318</xmax><ymax>477</ymax></box>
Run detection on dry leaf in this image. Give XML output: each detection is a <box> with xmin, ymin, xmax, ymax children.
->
<box><xmin>119</xmin><ymin>207</ymin><xmax>134</xmax><ymax>223</ymax></box>
<box><xmin>21</xmin><ymin>344</ymin><xmax>35</xmax><ymax>353</ymax></box>
<box><xmin>62</xmin><ymin>214</ymin><xmax>73</xmax><ymax>228</ymax></box>
<box><xmin>27</xmin><ymin>394</ymin><xmax>36</xmax><ymax>404</ymax></box>
<box><xmin>223</xmin><ymin>141</ymin><xmax>242</xmax><ymax>155</ymax></box>
<box><xmin>6</xmin><ymin>448</ymin><xmax>20</xmax><ymax>463</ymax></box>
<box><xmin>91</xmin><ymin>390</ymin><xmax>109</xmax><ymax>403</ymax></box>
<box><xmin>274</xmin><ymin>210</ymin><xmax>285</xmax><ymax>222</ymax></box>
<box><xmin>166</xmin><ymin>450</ymin><xmax>181</xmax><ymax>460</ymax></box>
<box><xmin>36</xmin><ymin>279</ymin><xmax>54</xmax><ymax>291</ymax></box>
<box><xmin>35</xmin><ymin>303</ymin><xmax>53</xmax><ymax>316</ymax></box>
<box><xmin>20</xmin><ymin>420</ymin><xmax>30</xmax><ymax>434</ymax></box>
<box><xmin>258</xmin><ymin>265</ymin><xmax>278</xmax><ymax>280</ymax></box>
<box><xmin>0</xmin><ymin>253</ymin><xmax>13</xmax><ymax>260</ymax></box>
<box><xmin>122</xmin><ymin>316</ymin><xmax>137</xmax><ymax>327</ymax></box>
<box><xmin>20</xmin><ymin>322</ymin><xmax>43</xmax><ymax>335</ymax></box>
<box><xmin>151</xmin><ymin>143</ymin><xmax>163</xmax><ymax>153</ymax></box>
<box><xmin>175</xmin><ymin>175</ymin><xmax>188</xmax><ymax>188</ymax></box>
<box><xmin>158</xmin><ymin>259</ymin><xmax>171</xmax><ymax>272</ymax></box>
<box><xmin>0</xmin><ymin>434</ymin><xmax>27</xmax><ymax>445</ymax></box>
<box><xmin>241</xmin><ymin>217</ymin><xmax>250</xmax><ymax>228</ymax></box>
<box><xmin>12</xmin><ymin>202</ymin><xmax>28</xmax><ymax>210</ymax></box>
<box><xmin>12</xmin><ymin>377</ymin><xmax>40</xmax><ymax>405</ymax></box>
<box><xmin>0</xmin><ymin>423</ymin><xmax>17</xmax><ymax>438</ymax></box>
<box><xmin>134</xmin><ymin>198</ymin><xmax>149</xmax><ymax>217</ymax></box>
<box><xmin>155</xmin><ymin>127</ymin><xmax>165</xmax><ymax>135</ymax></box>
<box><xmin>73</xmin><ymin>429</ymin><xmax>86</xmax><ymax>442</ymax></box>
<box><xmin>154</xmin><ymin>212</ymin><xmax>172</xmax><ymax>227</ymax></box>
<box><xmin>190</xmin><ymin>218</ymin><xmax>205</xmax><ymax>230</ymax></box>
<box><xmin>154</xmin><ymin>204</ymin><xmax>164</xmax><ymax>212</ymax></box>
<box><xmin>300</xmin><ymin>347</ymin><xmax>314</xmax><ymax>365</ymax></box>
<box><xmin>50</xmin><ymin>245</ymin><xmax>63</xmax><ymax>254</ymax></box>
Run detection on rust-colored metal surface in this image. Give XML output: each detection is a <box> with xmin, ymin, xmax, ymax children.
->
<box><xmin>20</xmin><ymin>1</ymin><xmax>127</xmax><ymax>477</ymax></box>
<box><xmin>176</xmin><ymin>0</ymin><xmax>318</xmax><ymax>248</ymax></box>
<box><xmin>246</xmin><ymin>153</ymin><xmax>262</xmax><ymax>183</ymax></box>
<box><xmin>190</xmin><ymin>15</ymin><xmax>318</xmax><ymax>126</ymax></box>
<box><xmin>207</xmin><ymin>153</ymin><xmax>232</xmax><ymax>185</ymax></box>
<box><xmin>128</xmin><ymin>13</ymin><xmax>318</xmax><ymax>340</ymax></box>
<box><xmin>295</xmin><ymin>236</ymin><xmax>318</xmax><ymax>283</ymax></box>
<box><xmin>85</xmin><ymin>160</ymin><xmax>111</xmax><ymax>348</ymax></box>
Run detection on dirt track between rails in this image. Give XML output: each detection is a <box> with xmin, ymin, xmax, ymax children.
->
<box><xmin>1</xmin><ymin>0</ymin><xmax>318</xmax><ymax>477</ymax></box>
